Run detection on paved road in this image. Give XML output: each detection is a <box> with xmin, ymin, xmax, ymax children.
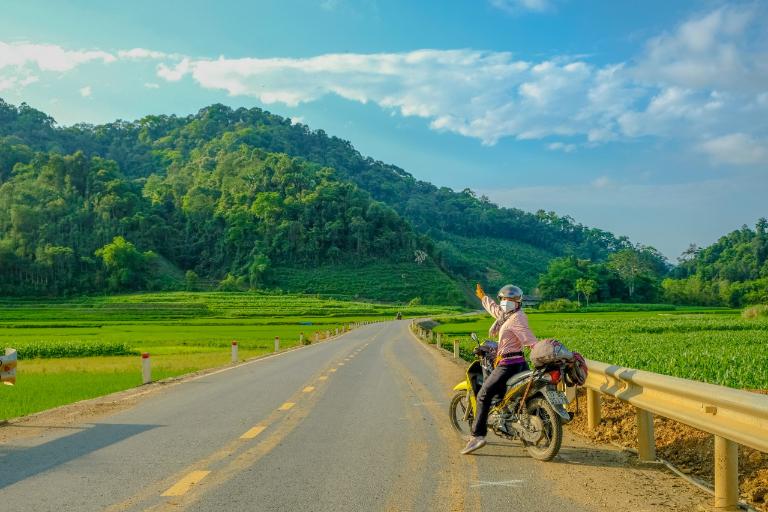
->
<box><xmin>0</xmin><ymin>321</ymin><xmax>708</xmax><ymax>511</ymax></box>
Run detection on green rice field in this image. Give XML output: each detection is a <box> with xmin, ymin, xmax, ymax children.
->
<box><xmin>0</xmin><ymin>292</ymin><xmax>461</xmax><ymax>420</ymax></box>
<box><xmin>431</xmin><ymin>309</ymin><xmax>768</xmax><ymax>390</ymax></box>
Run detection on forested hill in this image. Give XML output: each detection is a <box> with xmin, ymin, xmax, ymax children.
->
<box><xmin>0</xmin><ymin>99</ymin><xmax>632</xmax><ymax>301</ymax></box>
<box><xmin>661</xmin><ymin>220</ymin><xmax>768</xmax><ymax>306</ymax></box>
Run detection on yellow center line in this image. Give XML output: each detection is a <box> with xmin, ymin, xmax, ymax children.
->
<box><xmin>303</xmin><ymin>386</ymin><xmax>315</xmax><ymax>393</ymax></box>
<box><xmin>240</xmin><ymin>425</ymin><xmax>266</xmax><ymax>440</ymax></box>
<box><xmin>161</xmin><ymin>471</ymin><xmax>211</xmax><ymax>497</ymax></box>
<box><xmin>104</xmin><ymin>334</ymin><xmax>388</xmax><ymax>512</ymax></box>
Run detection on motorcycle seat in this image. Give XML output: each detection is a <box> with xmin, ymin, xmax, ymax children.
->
<box><xmin>505</xmin><ymin>369</ymin><xmax>533</xmax><ymax>388</ymax></box>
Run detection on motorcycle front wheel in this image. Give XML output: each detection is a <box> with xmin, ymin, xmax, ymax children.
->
<box><xmin>449</xmin><ymin>391</ymin><xmax>474</xmax><ymax>436</ymax></box>
<box><xmin>522</xmin><ymin>397</ymin><xmax>563</xmax><ymax>461</ymax></box>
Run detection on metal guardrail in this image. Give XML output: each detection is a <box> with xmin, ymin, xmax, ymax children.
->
<box><xmin>584</xmin><ymin>359</ymin><xmax>768</xmax><ymax>510</ymax></box>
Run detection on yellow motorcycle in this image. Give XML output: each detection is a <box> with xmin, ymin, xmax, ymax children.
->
<box><xmin>448</xmin><ymin>333</ymin><xmax>570</xmax><ymax>461</ymax></box>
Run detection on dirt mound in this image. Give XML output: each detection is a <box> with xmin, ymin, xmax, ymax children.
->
<box><xmin>567</xmin><ymin>389</ymin><xmax>768</xmax><ymax>510</ymax></box>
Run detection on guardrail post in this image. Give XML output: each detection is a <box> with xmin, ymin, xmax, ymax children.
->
<box><xmin>636</xmin><ymin>408</ymin><xmax>656</xmax><ymax>461</ymax></box>
<box><xmin>436</xmin><ymin>333</ymin><xmax>441</xmax><ymax>348</ymax></box>
<box><xmin>453</xmin><ymin>339</ymin><xmax>459</xmax><ymax>359</ymax></box>
<box><xmin>586</xmin><ymin>388</ymin><xmax>601</xmax><ymax>430</ymax></box>
<box><xmin>231</xmin><ymin>341</ymin><xmax>238</xmax><ymax>363</ymax></box>
<box><xmin>274</xmin><ymin>336</ymin><xmax>280</xmax><ymax>352</ymax></box>
<box><xmin>142</xmin><ymin>353</ymin><xmax>151</xmax><ymax>384</ymax></box>
<box><xmin>714</xmin><ymin>435</ymin><xmax>739</xmax><ymax>510</ymax></box>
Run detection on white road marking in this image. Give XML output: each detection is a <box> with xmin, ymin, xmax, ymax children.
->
<box><xmin>470</xmin><ymin>480</ymin><xmax>525</xmax><ymax>488</ymax></box>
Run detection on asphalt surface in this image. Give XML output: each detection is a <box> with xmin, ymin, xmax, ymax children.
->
<box><xmin>0</xmin><ymin>321</ymin><xmax>706</xmax><ymax>511</ymax></box>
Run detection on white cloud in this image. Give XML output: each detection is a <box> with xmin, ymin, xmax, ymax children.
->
<box><xmin>79</xmin><ymin>85</ymin><xmax>92</xmax><ymax>97</ymax></box>
<box><xmin>144</xmin><ymin>82</ymin><xmax>160</xmax><ymax>89</ymax></box>
<box><xmin>547</xmin><ymin>142</ymin><xmax>576</xmax><ymax>152</ymax></box>
<box><xmin>0</xmin><ymin>41</ymin><xmax>115</xmax><ymax>72</ymax></box>
<box><xmin>118</xmin><ymin>48</ymin><xmax>169</xmax><ymax>60</ymax></box>
<box><xmin>156</xmin><ymin>50</ymin><xmax>632</xmax><ymax>145</ymax></box>
<box><xmin>490</xmin><ymin>0</ymin><xmax>555</xmax><ymax>14</ymax></box>
<box><xmin>157</xmin><ymin>58</ymin><xmax>191</xmax><ymax>81</ymax></box>
<box><xmin>633</xmin><ymin>6</ymin><xmax>767</xmax><ymax>91</ymax></box>
<box><xmin>290</xmin><ymin>116</ymin><xmax>305</xmax><ymax>125</ymax></box>
<box><xmin>0</xmin><ymin>74</ymin><xmax>38</xmax><ymax>92</ymax></box>
<box><xmin>697</xmin><ymin>133</ymin><xmax>768</xmax><ymax>166</ymax></box>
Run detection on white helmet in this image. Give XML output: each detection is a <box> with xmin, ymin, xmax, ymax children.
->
<box><xmin>497</xmin><ymin>284</ymin><xmax>523</xmax><ymax>302</ymax></box>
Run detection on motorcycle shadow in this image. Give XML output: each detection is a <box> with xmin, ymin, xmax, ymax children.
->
<box><xmin>472</xmin><ymin>440</ymin><xmax>635</xmax><ymax>468</ymax></box>
<box><xmin>548</xmin><ymin>445</ymin><xmax>637</xmax><ymax>468</ymax></box>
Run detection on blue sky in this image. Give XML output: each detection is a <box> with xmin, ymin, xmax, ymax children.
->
<box><xmin>1</xmin><ymin>0</ymin><xmax>766</xmax><ymax>260</ymax></box>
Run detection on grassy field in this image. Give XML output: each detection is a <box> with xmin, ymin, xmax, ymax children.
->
<box><xmin>0</xmin><ymin>292</ymin><xmax>461</xmax><ymax>420</ymax></box>
<box><xmin>431</xmin><ymin>309</ymin><xmax>768</xmax><ymax>390</ymax></box>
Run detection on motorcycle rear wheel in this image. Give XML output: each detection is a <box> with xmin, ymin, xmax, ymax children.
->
<box><xmin>522</xmin><ymin>397</ymin><xmax>562</xmax><ymax>461</ymax></box>
<box><xmin>449</xmin><ymin>391</ymin><xmax>474</xmax><ymax>436</ymax></box>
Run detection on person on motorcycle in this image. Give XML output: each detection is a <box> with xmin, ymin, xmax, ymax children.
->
<box><xmin>461</xmin><ymin>283</ymin><xmax>538</xmax><ymax>455</ymax></box>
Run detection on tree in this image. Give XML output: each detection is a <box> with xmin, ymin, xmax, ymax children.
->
<box><xmin>575</xmin><ymin>278</ymin><xmax>598</xmax><ymax>306</ymax></box>
<box><xmin>608</xmin><ymin>249</ymin><xmax>648</xmax><ymax>299</ymax></box>
<box><xmin>95</xmin><ymin>236</ymin><xmax>155</xmax><ymax>291</ymax></box>
<box><xmin>185</xmin><ymin>270</ymin><xmax>200</xmax><ymax>291</ymax></box>
<box><xmin>538</xmin><ymin>256</ymin><xmax>587</xmax><ymax>300</ymax></box>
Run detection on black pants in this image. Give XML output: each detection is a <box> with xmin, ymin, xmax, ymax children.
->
<box><xmin>471</xmin><ymin>361</ymin><xmax>529</xmax><ymax>437</ymax></box>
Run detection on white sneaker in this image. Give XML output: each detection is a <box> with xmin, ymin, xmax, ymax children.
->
<box><xmin>461</xmin><ymin>436</ymin><xmax>486</xmax><ymax>455</ymax></box>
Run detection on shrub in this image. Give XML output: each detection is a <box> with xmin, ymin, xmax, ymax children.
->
<box><xmin>538</xmin><ymin>298</ymin><xmax>580</xmax><ymax>312</ymax></box>
<box><xmin>218</xmin><ymin>273</ymin><xmax>246</xmax><ymax>292</ymax></box>
<box><xmin>742</xmin><ymin>304</ymin><xmax>768</xmax><ymax>319</ymax></box>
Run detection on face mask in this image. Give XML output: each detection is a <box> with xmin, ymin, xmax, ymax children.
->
<box><xmin>500</xmin><ymin>299</ymin><xmax>518</xmax><ymax>313</ymax></box>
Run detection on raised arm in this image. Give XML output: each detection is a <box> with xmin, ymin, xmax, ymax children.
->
<box><xmin>481</xmin><ymin>295</ymin><xmax>504</xmax><ymax>320</ymax></box>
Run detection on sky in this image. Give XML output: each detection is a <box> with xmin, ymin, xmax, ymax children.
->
<box><xmin>0</xmin><ymin>0</ymin><xmax>766</xmax><ymax>260</ymax></box>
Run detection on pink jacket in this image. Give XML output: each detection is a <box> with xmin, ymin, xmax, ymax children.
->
<box><xmin>481</xmin><ymin>295</ymin><xmax>538</xmax><ymax>355</ymax></box>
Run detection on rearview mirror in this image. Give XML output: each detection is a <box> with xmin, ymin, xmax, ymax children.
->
<box><xmin>470</xmin><ymin>332</ymin><xmax>479</xmax><ymax>342</ymax></box>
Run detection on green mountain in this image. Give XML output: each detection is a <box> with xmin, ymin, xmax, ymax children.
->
<box><xmin>0</xmin><ymin>99</ymin><xmax>633</xmax><ymax>302</ymax></box>
<box><xmin>661</xmin><ymin>220</ymin><xmax>768</xmax><ymax>307</ymax></box>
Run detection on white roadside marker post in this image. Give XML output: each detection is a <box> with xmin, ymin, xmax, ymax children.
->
<box><xmin>141</xmin><ymin>353</ymin><xmax>151</xmax><ymax>384</ymax></box>
<box><xmin>274</xmin><ymin>336</ymin><xmax>280</xmax><ymax>352</ymax></box>
<box><xmin>300</xmin><ymin>332</ymin><xmax>305</xmax><ymax>345</ymax></box>
<box><xmin>1</xmin><ymin>348</ymin><xmax>17</xmax><ymax>385</ymax></box>
<box><xmin>231</xmin><ymin>341</ymin><xmax>238</xmax><ymax>363</ymax></box>
<box><xmin>453</xmin><ymin>339</ymin><xmax>459</xmax><ymax>359</ymax></box>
